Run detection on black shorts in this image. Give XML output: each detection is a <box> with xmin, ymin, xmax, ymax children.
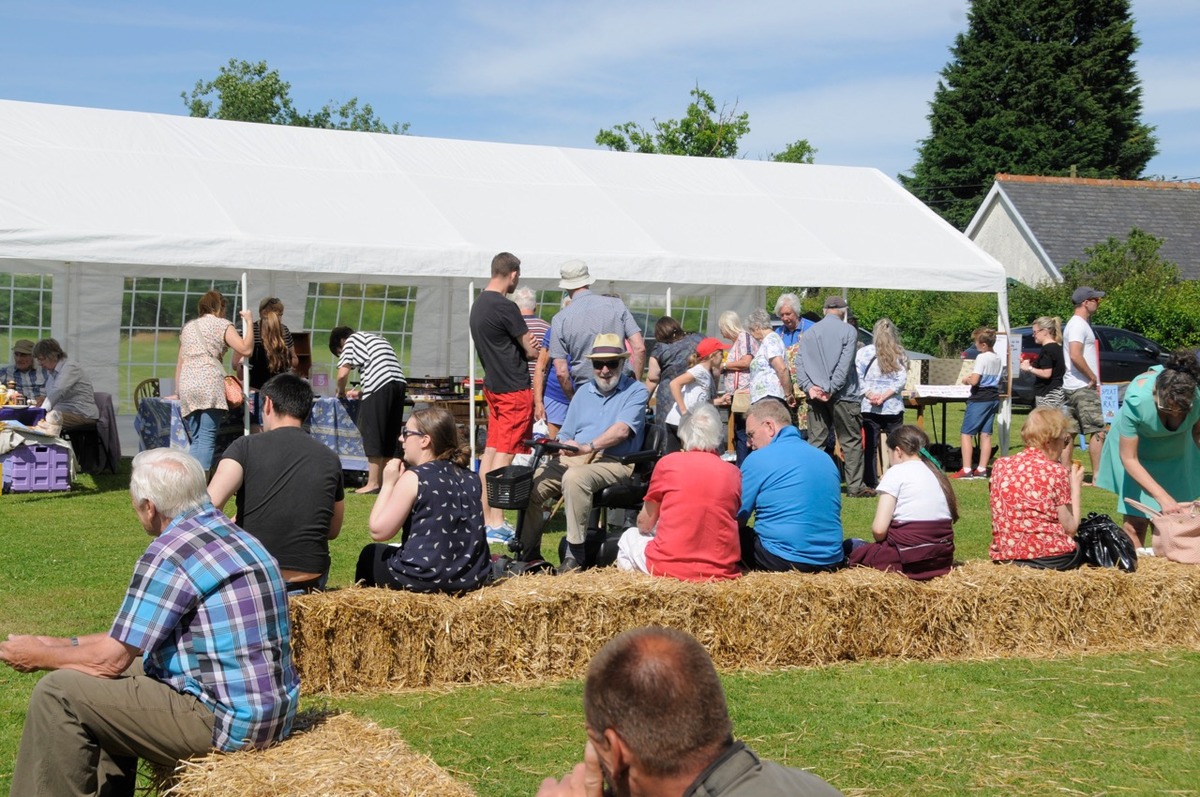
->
<box><xmin>358</xmin><ymin>380</ymin><xmax>406</xmax><ymax>458</ymax></box>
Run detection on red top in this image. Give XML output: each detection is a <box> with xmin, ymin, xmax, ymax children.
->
<box><xmin>644</xmin><ymin>451</ymin><xmax>743</xmax><ymax>581</ymax></box>
<box><xmin>989</xmin><ymin>446</ymin><xmax>1077</xmax><ymax>560</ymax></box>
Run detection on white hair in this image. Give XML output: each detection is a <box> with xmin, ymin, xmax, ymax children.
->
<box><xmin>774</xmin><ymin>293</ymin><xmax>801</xmax><ymax>316</ymax></box>
<box><xmin>717</xmin><ymin>310</ymin><xmax>743</xmax><ymax>339</ymax></box>
<box><xmin>513</xmin><ymin>287</ymin><xmax>537</xmax><ymax>312</ymax></box>
<box><xmin>677</xmin><ymin>403</ymin><xmax>724</xmax><ymax>453</ymax></box>
<box><xmin>745</xmin><ymin>308</ymin><xmax>773</xmax><ymax>332</ymax></box>
<box><xmin>130</xmin><ymin>449</ymin><xmax>209</xmax><ymax>519</ymax></box>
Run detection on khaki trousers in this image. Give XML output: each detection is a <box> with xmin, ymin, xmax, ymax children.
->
<box><xmin>11</xmin><ymin>661</ymin><xmax>215</xmax><ymax>797</ymax></box>
<box><xmin>518</xmin><ymin>456</ymin><xmax>634</xmax><ymax>554</ymax></box>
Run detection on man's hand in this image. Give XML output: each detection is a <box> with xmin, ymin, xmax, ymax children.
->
<box><xmin>536</xmin><ymin>740</ymin><xmax>606</xmax><ymax>797</ymax></box>
<box><xmin>0</xmin><ymin>634</ymin><xmax>49</xmax><ymax>673</ymax></box>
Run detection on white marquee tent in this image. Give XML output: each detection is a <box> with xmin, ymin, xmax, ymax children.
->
<box><xmin>0</xmin><ymin>99</ymin><xmax>1010</xmax><ymax>411</ymax></box>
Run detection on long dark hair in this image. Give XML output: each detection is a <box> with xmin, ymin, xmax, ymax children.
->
<box><xmin>654</xmin><ymin>316</ymin><xmax>686</xmax><ymax>344</ymax></box>
<box><xmin>888</xmin><ymin>425</ymin><xmax>959</xmax><ymax>523</ymax></box>
<box><xmin>408</xmin><ymin>406</ymin><xmax>471</xmax><ymax>468</ymax></box>
<box><xmin>257</xmin><ymin>297</ymin><xmax>291</xmax><ymax>376</ymax></box>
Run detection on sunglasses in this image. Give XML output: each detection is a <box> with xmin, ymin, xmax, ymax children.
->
<box><xmin>592</xmin><ymin>359</ymin><xmax>623</xmax><ymax>371</ymax></box>
<box><xmin>399</xmin><ymin>428</ymin><xmax>426</xmax><ymax>439</ymax></box>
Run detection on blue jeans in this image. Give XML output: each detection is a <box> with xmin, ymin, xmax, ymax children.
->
<box><xmin>184</xmin><ymin>408</ymin><xmax>224</xmax><ymax>470</ymax></box>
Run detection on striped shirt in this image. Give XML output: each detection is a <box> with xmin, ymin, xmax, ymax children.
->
<box><xmin>0</xmin><ymin>365</ymin><xmax>46</xmax><ymax>397</ymax></box>
<box><xmin>524</xmin><ymin>314</ymin><xmax>550</xmax><ymax>382</ymax></box>
<box><xmin>110</xmin><ymin>504</ymin><xmax>299</xmax><ymax>752</ymax></box>
<box><xmin>337</xmin><ymin>332</ymin><xmax>405</xmax><ymax>397</ymax></box>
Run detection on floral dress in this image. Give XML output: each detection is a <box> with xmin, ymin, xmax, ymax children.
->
<box><xmin>178</xmin><ymin>315</ymin><xmax>232</xmax><ymax>418</ymax></box>
<box><xmin>989</xmin><ymin>446</ymin><xmax>1076</xmax><ymax>560</ymax></box>
<box><xmin>748</xmin><ymin>331</ymin><xmax>787</xmax><ymax>403</ymax></box>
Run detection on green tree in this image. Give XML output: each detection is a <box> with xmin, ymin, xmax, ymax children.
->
<box><xmin>183</xmin><ymin>59</ymin><xmax>408</xmax><ymax>134</ymax></box>
<box><xmin>902</xmin><ymin>0</ymin><xmax>1157</xmax><ymax>229</ymax></box>
<box><xmin>595</xmin><ymin>85</ymin><xmax>750</xmax><ymax>158</ymax></box>
<box><xmin>770</xmin><ymin>139</ymin><xmax>817</xmax><ymax>164</ymax></box>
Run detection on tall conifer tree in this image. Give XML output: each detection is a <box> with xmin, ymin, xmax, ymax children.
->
<box><xmin>902</xmin><ymin>0</ymin><xmax>1157</xmax><ymax>229</ymax></box>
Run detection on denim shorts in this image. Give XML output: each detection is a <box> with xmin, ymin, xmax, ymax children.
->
<box><xmin>961</xmin><ymin>400</ymin><xmax>999</xmax><ymax>435</ymax></box>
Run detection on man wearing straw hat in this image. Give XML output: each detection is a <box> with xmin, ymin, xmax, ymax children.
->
<box><xmin>537</xmin><ymin>626</ymin><xmax>843</xmax><ymax>797</ymax></box>
<box><xmin>0</xmin><ymin>448</ymin><xmax>298</xmax><ymax>796</ymax></box>
<box><xmin>517</xmin><ymin>333</ymin><xmax>649</xmax><ymax>570</ymax></box>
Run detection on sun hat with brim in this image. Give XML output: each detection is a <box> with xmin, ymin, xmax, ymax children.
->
<box><xmin>11</xmin><ymin>339</ymin><xmax>34</xmax><ymax>355</ymax></box>
<box><xmin>558</xmin><ymin>259</ymin><xmax>594</xmax><ymax>290</ymax></box>
<box><xmin>583</xmin><ymin>333</ymin><xmax>630</xmax><ymax>360</ymax></box>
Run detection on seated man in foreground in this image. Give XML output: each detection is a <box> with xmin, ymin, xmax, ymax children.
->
<box><xmin>209</xmin><ymin>373</ymin><xmax>345</xmax><ymax>592</ymax></box>
<box><xmin>0</xmin><ymin>448</ymin><xmax>299</xmax><ymax>796</ymax></box>
<box><xmin>739</xmin><ymin>398</ymin><xmax>846</xmax><ymax>572</ymax></box>
<box><xmin>517</xmin><ymin>333</ymin><xmax>649</xmax><ymax>569</ymax></box>
<box><xmin>537</xmin><ymin>626</ymin><xmax>843</xmax><ymax>797</ymax></box>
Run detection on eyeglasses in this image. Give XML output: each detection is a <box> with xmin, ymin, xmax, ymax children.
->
<box><xmin>592</xmin><ymin>359</ymin><xmax>622</xmax><ymax>371</ymax></box>
<box><xmin>399</xmin><ymin>428</ymin><xmax>426</xmax><ymax>440</ymax></box>
<box><xmin>1156</xmin><ymin>403</ymin><xmax>1188</xmax><ymax>416</ymax></box>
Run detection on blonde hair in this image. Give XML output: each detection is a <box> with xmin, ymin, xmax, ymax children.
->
<box><xmin>1031</xmin><ymin>316</ymin><xmax>1063</xmax><ymax>344</ymax></box>
<box><xmin>258</xmin><ymin>297</ymin><xmax>291</xmax><ymax>376</ymax></box>
<box><xmin>1021</xmin><ymin>407</ymin><xmax>1070</xmax><ymax>454</ymax></box>
<box><xmin>871</xmin><ymin>318</ymin><xmax>906</xmax><ymax>375</ymax></box>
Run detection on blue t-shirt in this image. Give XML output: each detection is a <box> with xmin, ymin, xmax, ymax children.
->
<box><xmin>739</xmin><ymin>426</ymin><xmax>844</xmax><ymax>565</ymax></box>
<box><xmin>559</xmin><ymin>374</ymin><xmax>648</xmax><ymax>458</ymax></box>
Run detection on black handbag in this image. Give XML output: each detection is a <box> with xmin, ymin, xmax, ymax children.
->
<box><xmin>1075</xmin><ymin>512</ymin><xmax>1137</xmax><ymax>572</ymax></box>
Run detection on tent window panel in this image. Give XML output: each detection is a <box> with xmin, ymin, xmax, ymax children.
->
<box><xmin>303</xmin><ymin>282</ymin><xmax>416</xmax><ymax>375</ymax></box>
<box><xmin>533</xmin><ymin>290</ymin><xmax>565</xmax><ymax>323</ymax></box>
<box><xmin>118</xmin><ymin>277</ymin><xmax>244</xmax><ymax>413</ymax></box>
<box><xmin>0</xmin><ymin>273</ymin><xmax>52</xmax><ymax>353</ymax></box>
<box><xmin>623</xmin><ymin>294</ymin><xmax>710</xmax><ymax>339</ymax></box>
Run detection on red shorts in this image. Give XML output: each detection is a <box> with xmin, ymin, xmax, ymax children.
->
<box><xmin>484</xmin><ymin>388</ymin><xmax>533</xmax><ymax>454</ymax></box>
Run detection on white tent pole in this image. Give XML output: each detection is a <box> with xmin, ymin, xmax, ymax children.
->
<box><xmin>665</xmin><ymin>286</ymin><xmax>672</xmax><ymax>318</ymax></box>
<box><xmin>241</xmin><ymin>271</ymin><xmax>251</xmax><ymax>436</ymax></box>
<box><xmin>467</xmin><ymin>280</ymin><xmax>477</xmax><ymax>471</ymax></box>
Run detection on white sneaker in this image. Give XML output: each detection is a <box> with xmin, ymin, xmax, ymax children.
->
<box><xmin>1136</xmin><ymin>546</ymin><xmax>1155</xmax><ymax>557</ymax></box>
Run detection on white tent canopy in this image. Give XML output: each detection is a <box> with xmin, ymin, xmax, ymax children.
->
<box><xmin>0</xmin><ymin>99</ymin><xmax>1009</xmax><ymax>402</ymax></box>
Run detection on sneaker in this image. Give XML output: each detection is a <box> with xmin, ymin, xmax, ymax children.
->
<box><xmin>950</xmin><ymin>469</ymin><xmax>977</xmax><ymax>480</ymax></box>
<box><xmin>485</xmin><ymin>523</ymin><xmax>516</xmax><ymax>544</ymax></box>
<box><xmin>1136</xmin><ymin>546</ymin><xmax>1155</xmax><ymax>557</ymax></box>
<box><xmin>974</xmin><ymin>468</ymin><xmax>989</xmax><ymax>479</ymax></box>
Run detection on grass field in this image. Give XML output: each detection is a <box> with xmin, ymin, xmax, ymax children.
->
<box><xmin>3</xmin><ymin>406</ymin><xmax>1197</xmax><ymax>795</ymax></box>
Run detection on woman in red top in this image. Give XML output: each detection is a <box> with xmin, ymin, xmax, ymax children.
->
<box><xmin>615</xmin><ymin>403</ymin><xmax>742</xmax><ymax>581</ymax></box>
<box><xmin>989</xmin><ymin>407</ymin><xmax>1086</xmax><ymax>569</ymax></box>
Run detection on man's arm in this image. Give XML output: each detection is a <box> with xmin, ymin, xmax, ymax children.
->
<box><xmin>336</xmin><ymin>365</ymin><xmax>354</xmax><ymax>396</ymax></box>
<box><xmin>564</xmin><ymin>421</ymin><xmax>634</xmax><ymax>455</ymax></box>
<box><xmin>827</xmin><ymin>330</ymin><xmax>857</xmax><ymax>392</ymax></box>
<box><xmin>0</xmin><ymin>632</ymin><xmax>138</xmax><ymax>678</ymax></box>
<box><xmin>626</xmin><ymin>331</ymin><xmax>647</xmax><ymax>380</ymax></box>
<box><xmin>1068</xmin><ymin>341</ymin><xmax>1097</xmax><ymax>386</ymax></box>
<box><xmin>554</xmin><ymin>358</ymin><xmax>575</xmax><ymax>400</ymax></box>
<box><xmin>328</xmin><ymin>500</ymin><xmax>345</xmax><ymax>540</ymax></box>
<box><xmin>207</xmin><ymin>458</ymin><xmax>245</xmax><ymax>513</ymax></box>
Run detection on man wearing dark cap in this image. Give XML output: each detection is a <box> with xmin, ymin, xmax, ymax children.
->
<box><xmin>1063</xmin><ymin>286</ymin><xmax>1107</xmax><ymax>478</ymax></box>
<box><xmin>548</xmin><ymin>260</ymin><xmax>647</xmax><ymax>398</ymax></box>
<box><xmin>1</xmin><ymin>339</ymin><xmax>46</xmax><ymax>402</ymax></box>
<box><xmin>794</xmin><ymin>296</ymin><xmax>872</xmax><ymax>497</ymax></box>
<box><xmin>516</xmin><ymin>333</ymin><xmax>649</xmax><ymax>570</ymax></box>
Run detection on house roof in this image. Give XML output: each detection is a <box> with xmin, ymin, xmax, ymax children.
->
<box><xmin>979</xmin><ymin>174</ymin><xmax>1200</xmax><ymax>280</ymax></box>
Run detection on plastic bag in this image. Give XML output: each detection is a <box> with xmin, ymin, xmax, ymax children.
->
<box><xmin>1076</xmin><ymin>512</ymin><xmax>1137</xmax><ymax>572</ymax></box>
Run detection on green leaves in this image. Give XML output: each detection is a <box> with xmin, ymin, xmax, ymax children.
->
<box><xmin>182</xmin><ymin>59</ymin><xmax>408</xmax><ymax>134</ymax></box>
<box><xmin>595</xmin><ymin>85</ymin><xmax>751</xmax><ymax>158</ymax></box>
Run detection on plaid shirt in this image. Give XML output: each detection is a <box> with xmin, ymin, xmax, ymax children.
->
<box><xmin>110</xmin><ymin>504</ymin><xmax>299</xmax><ymax>751</ymax></box>
<box><xmin>0</xmin><ymin>365</ymin><xmax>46</xmax><ymax>397</ymax></box>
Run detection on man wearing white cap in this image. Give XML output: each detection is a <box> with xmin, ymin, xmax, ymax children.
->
<box><xmin>549</xmin><ymin>260</ymin><xmax>646</xmax><ymax>399</ymax></box>
<box><xmin>517</xmin><ymin>333</ymin><xmax>649</xmax><ymax>570</ymax></box>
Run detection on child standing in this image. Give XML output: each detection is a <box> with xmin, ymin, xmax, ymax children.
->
<box><xmin>954</xmin><ymin>327</ymin><xmax>1003</xmax><ymax>479</ymax></box>
<box><xmin>666</xmin><ymin>337</ymin><xmax>730</xmax><ymax>453</ymax></box>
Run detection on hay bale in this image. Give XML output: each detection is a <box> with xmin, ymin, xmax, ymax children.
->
<box><xmin>291</xmin><ymin>558</ymin><xmax>1200</xmax><ymax>693</ymax></box>
<box><xmin>161</xmin><ymin>711</ymin><xmax>475</xmax><ymax>797</ymax></box>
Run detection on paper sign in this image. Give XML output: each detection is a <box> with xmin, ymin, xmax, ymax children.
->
<box><xmin>1100</xmin><ymin>384</ymin><xmax>1119</xmax><ymax>423</ymax></box>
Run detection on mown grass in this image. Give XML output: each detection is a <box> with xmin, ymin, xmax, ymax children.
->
<box><xmin>3</xmin><ymin>407</ymin><xmax>1188</xmax><ymax>796</ymax></box>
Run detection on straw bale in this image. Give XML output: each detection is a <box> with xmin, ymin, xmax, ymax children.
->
<box><xmin>291</xmin><ymin>558</ymin><xmax>1200</xmax><ymax>693</ymax></box>
<box><xmin>160</xmin><ymin>711</ymin><xmax>475</xmax><ymax>797</ymax></box>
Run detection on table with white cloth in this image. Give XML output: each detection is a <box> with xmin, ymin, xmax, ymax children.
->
<box><xmin>135</xmin><ymin>396</ymin><xmax>367</xmax><ymax>472</ymax></box>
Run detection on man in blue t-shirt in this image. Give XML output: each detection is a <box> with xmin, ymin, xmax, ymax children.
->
<box><xmin>739</xmin><ymin>398</ymin><xmax>845</xmax><ymax>572</ymax></box>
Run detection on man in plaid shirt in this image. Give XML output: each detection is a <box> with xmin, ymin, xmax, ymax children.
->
<box><xmin>0</xmin><ymin>448</ymin><xmax>299</xmax><ymax>796</ymax></box>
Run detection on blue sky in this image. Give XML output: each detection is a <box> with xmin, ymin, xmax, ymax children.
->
<box><xmin>2</xmin><ymin>0</ymin><xmax>1196</xmax><ymax>181</ymax></box>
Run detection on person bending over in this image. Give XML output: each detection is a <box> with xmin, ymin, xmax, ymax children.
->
<box><xmin>355</xmin><ymin>406</ymin><xmax>491</xmax><ymax>593</ymax></box>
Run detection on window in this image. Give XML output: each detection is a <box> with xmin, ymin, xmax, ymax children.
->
<box><xmin>623</xmin><ymin>293</ymin><xmax>710</xmax><ymax>339</ymax></box>
<box><xmin>0</xmin><ymin>273</ymin><xmax>52</xmax><ymax>353</ymax></box>
<box><xmin>303</xmin><ymin>282</ymin><xmax>417</xmax><ymax>376</ymax></box>
<box><xmin>119</xmin><ymin>278</ymin><xmax>243</xmax><ymax>413</ymax></box>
